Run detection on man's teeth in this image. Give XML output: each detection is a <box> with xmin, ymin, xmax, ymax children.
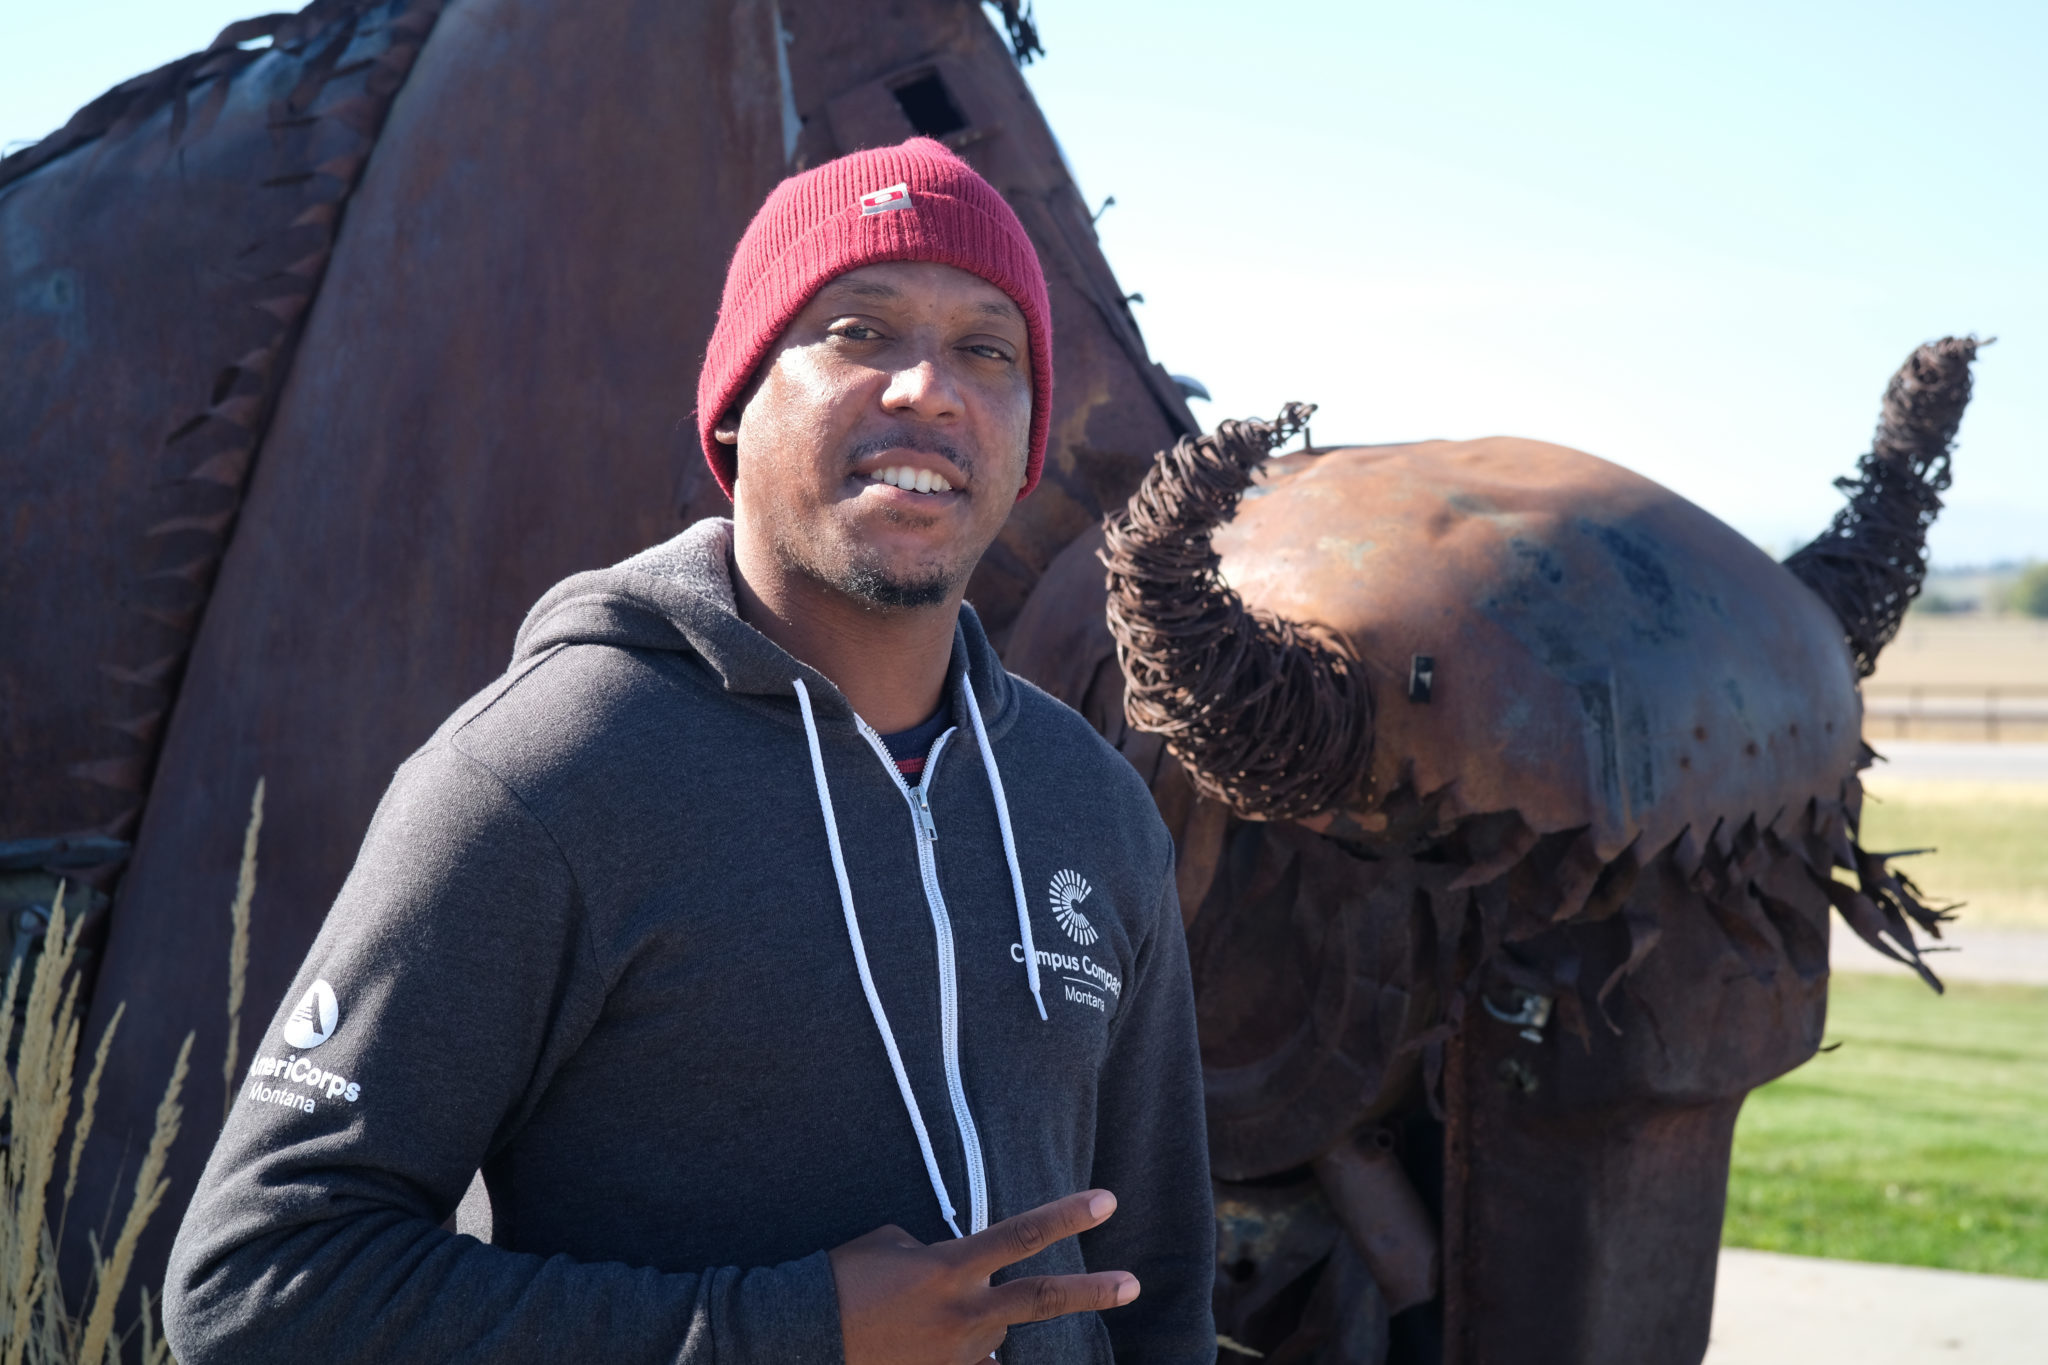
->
<box><xmin>870</xmin><ymin>466</ymin><xmax>953</xmax><ymax>494</ymax></box>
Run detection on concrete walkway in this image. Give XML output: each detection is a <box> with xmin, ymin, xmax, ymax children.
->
<box><xmin>1864</xmin><ymin>740</ymin><xmax>2048</xmax><ymax>784</ymax></box>
<box><xmin>1706</xmin><ymin>1249</ymin><xmax>2048</xmax><ymax>1364</ymax></box>
<box><xmin>1832</xmin><ymin>923</ymin><xmax>2048</xmax><ymax>987</ymax></box>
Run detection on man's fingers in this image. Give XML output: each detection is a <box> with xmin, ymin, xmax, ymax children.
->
<box><xmin>987</xmin><ymin>1271</ymin><xmax>1140</xmax><ymax>1325</ymax></box>
<box><xmin>948</xmin><ymin>1190</ymin><xmax>1117</xmax><ymax>1276</ymax></box>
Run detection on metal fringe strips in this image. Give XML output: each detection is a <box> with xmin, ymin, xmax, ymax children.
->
<box><xmin>1784</xmin><ymin>336</ymin><xmax>1985</xmax><ymax>677</ymax></box>
<box><xmin>1102</xmin><ymin>403</ymin><xmax>1374</xmax><ymax>821</ymax></box>
<box><xmin>14</xmin><ymin>0</ymin><xmax>446</xmax><ymax>844</ymax></box>
<box><xmin>2</xmin><ymin>1</ymin><xmax>381</xmax><ymax>188</ymax></box>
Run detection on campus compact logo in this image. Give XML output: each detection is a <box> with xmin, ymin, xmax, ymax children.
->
<box><xmin>282</xmin><ymin>979</ymin><xmax>339</xmax><ymax>1050</ymax></box>
<box><xmin>1049</xmin><ymin>869</ymin><xmax>1098</xmax><ymax>946</ymax></box>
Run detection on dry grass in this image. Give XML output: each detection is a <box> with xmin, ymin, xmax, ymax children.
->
<box><xmin>1872</xmin><ymin>616</ymin><xmax>2048</xmax><ymax>688</ymax></box>
<box><xmin>221</xmin><ymin>779</ymin><xmax>262</xmax><ymax>1125</ymax></box>
<box><xmin>1864</xmin><ymin>617</ymin><xmax>2048</xmax><ymax>742</ymax></box>
<box><xmin>0</xmin><ymin>777</ymin><xmax>262</xmax><ymax>1363</ymax></box>
<box><xmin>0</xmin><ymin>888</ymin><xmax>188</xmax><ymax>1365</ymax></box>
<box><xmin>1859</xmin><ymin>777</ymin><xmax>2048</xmax><ymax>929</ymax></box>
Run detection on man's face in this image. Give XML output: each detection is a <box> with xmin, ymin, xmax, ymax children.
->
<box><xmin>721</xmin><ymin>261</ymin><xmax>1033</xmax><ymax>610</ymax></box>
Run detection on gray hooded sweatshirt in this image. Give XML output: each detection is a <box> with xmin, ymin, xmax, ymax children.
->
<box><xmin>165</xmin><ymin>519</ymin><xmax>1214</xmax><ymax>1364</ymax></box>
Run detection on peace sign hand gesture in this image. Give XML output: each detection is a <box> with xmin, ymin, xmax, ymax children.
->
<box><xmin>829</xmin><ymin>1189</ymin><xmax>1139</xmax><ymax>1365</ymax></box>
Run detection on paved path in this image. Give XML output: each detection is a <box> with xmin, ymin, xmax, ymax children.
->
<box><xmin>1863</xmin><ymin>740</ymin><xmax>2048</xmax><ymax>784</ymax></box>
<box><xmin>1707</xmin><ymin>1249</ymin><xmax>2048</xmax><ymax>1364</ymax></box>
<box><xmin>1832</xmin><ymin>923</ymin><xmax>2048</xmax><ymax>987</ymax></box>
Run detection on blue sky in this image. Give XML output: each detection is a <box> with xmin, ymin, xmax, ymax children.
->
<box><xmin>6</xmin><ymin>1</ymin><xmax>2042</xmax><ymax>564</ymax></box>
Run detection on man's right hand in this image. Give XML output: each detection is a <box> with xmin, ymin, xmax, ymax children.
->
<box><xmin>829</xmin><ymin>1189</ymin><xmax>1140</xmax><ymax>1365</ymax></box>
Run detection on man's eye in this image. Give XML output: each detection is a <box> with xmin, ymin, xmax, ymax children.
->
<box><xmin>966</xmin><ymin>344</ymin><xmax>1012</xmax><ymax>361</ymax></box>
<box><xmin>836</xmin><ymin>324</ymin><xmax>880</xmax><ymax>341</ymax></box>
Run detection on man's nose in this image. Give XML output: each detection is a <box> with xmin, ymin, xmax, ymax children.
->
<box><xmin>881</xmin><ymin>352</ymin><xmax>963</xmax><ymax>421</ymax></box>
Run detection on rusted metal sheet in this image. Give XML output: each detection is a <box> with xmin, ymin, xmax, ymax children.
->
<box><xmin>1214</xmin><ymin>1173</ymin><xmax>1391</xmax><ymax>1363</ymax></box>
<box><xmin>1218</xmin><ymin>439</ymin><xmax>1864</xmax><ymax>866</ymax></box>
<box><xmin>1314</xmin><ymin>1127</ymin><xmax>1440</xmax><ymax>1316</ymax></box>
<box><xmin>1191</xmin><ymin>816</ymin><xmax>1436</xmax><ymax>1180</ymax></box>
<box><xmin>1440</xmin><ymin>835</ymin><xmax>1831</xmax><ymax>1365</ymax></box>
<box><xmin>38</xmin><ymin>0</ymin><xmax>790</xmax><ymax>1291</ymax></box>
<box><xmin>0</xmin><ymin>0</ymin><xmax>444</xmax><ymax>854</ymax></box>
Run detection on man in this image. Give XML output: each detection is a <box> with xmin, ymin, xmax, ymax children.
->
<box><xmin>166</xmin><ymin>137</ymin><xmax>1214</xmax><ymax>1364</ymax></box>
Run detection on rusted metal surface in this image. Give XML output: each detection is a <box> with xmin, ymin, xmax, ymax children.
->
<box><xmin>1313</xmin><ymin>1128</ymin><xmax>1440</xmax><ymax>1315</ymax></box>
<box><xmin>0</xmin><ymin>0</ymin><xmax>444</xmax><ymax>853</ymax></box>
<box><xmin>1009</xmin><ymin>341</ymin><xmax>1971</xmax><ymax>1361</ymax></box>
<box><xmin>1190</xmin><ymin>815</ymin><xmax>1436</xmax><ymax>1180</ymax></box>
<box><xmin>1219</xmin><ymin>438</ymin><xmax>1864</xmax><ymax>864</ymax></box>
<box><xmin>1439</xmin><ymin>845</ymin><xmax>1827</xmax><ymax>1364</ymax></box>
<box><xmin>39</xmin><ymin>0</ymin><xmax>790</xmax><ymax>1294</ymax></box>
<box><xmin>4</xmin><ymin>0</ymin><xmax>1191</xmax><ymax>1306</ymax></box>
<box><xmin>1214</xmin><ymin>1175</ymin><xmax>1391</xmax><ymax>1362</ymax></box>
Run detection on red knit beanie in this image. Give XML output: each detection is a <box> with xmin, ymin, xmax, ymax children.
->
<box><xmin>696</xmin><ymin>137</ymin><xmax>1054</xmax><ymax>500</ymax></box>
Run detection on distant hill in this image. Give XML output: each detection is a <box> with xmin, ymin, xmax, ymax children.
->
<box><xmin>1913</xmin><ymin>563</ymin><xmax>2048</xmax><ymax>618</ymax></box>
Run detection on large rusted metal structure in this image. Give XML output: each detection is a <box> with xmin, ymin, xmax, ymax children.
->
<box><xmin>1005</xmin><ymin>348</ymin><xmax>1974</xmax><ymax>1359</ymax></box>
<box><xmin>1</xmin><ymin>1</ymin><xmax>1971</xmax><ymax>1358</ymax></box>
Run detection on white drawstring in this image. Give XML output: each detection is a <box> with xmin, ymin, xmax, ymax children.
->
<box><xmin>793</xmin><ymin>677</ymin><xmax>964</xmax><ymax>1239</ymax></box>
<box><xmin>961</xmin><ymin>677</ymin><xmax>1047</xmax><ymax>1022</ymax></box>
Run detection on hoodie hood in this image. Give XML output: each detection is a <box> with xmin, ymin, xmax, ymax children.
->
<box><xmin>512</xmin><ymin>518</ymin><xmax>1012</xmax><ymax>733</ymax></box>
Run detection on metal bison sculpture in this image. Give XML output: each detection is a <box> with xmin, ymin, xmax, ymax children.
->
<box><xmin>0</xmin><ymin>0</ymin><xmax>1973</xmax><ymax>1359</ymax></box>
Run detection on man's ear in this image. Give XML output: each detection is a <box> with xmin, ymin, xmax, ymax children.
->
<box><xmin>712</xmin><ymin>409</ymin><xmax>741</xmax><ymax>446</ymax></box>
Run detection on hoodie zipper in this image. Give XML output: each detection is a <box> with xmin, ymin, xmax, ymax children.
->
<box><xmin>855</xmin><ymin>720</ymin><xmax>991</xmax><ymax>1236</ymax></box>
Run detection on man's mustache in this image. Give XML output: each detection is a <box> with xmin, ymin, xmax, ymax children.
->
<box><xmin>845</xmin><ymin>428</ymin><xmax>974</xmax><ymax>479</ymax></box>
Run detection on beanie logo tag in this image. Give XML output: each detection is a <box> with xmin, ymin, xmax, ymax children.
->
<box><xmin>858</xmin><ymin>182</ymin><xmax>913</xmax><ymax>216</ymax></box>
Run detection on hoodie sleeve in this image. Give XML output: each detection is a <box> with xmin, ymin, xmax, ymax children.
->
<box><xmin>164</xmin><ymin>742</ymin><xmax>844</xmax><ymax>1365</ymax></box>
<box><xmin>1077</xmin><ymin>844</ymin><xmax>1216</xmax><ymax>1363</ymax></box>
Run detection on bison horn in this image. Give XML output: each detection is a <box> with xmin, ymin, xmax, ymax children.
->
<box><xmin>1102</xmin><ymin>402</ymin><xmax>1373</xmax><ymax>820</ymax></box>
<box><xmin>1784</xmin><ymin>336</ymin><xmax>1987</xmax><ymax>677</ymax></box>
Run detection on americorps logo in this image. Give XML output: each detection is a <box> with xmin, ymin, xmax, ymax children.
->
<box><xmin>1049</xmin><ymin>869</ymin><xmax>1098</xmax><ymax>946</ymax></box>
<box><xmin>244</xmin><ymin>976</ymin><xmax>362</xmax><ymax>1116</ymax></box>
<box><xmin>282</xmin><ymin>979</ymin><xmax>339</xmax><ymax>1049</ymax></box>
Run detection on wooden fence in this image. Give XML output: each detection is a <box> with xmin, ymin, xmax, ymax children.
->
<box><xmin>1862</xmin><ymin>685</ymin><xmax>2048</xmax><ymax>741</ymax></box>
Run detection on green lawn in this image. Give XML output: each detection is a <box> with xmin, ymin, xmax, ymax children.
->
<box><xmin>1724</xmin><ymin>973</ymin><xmax>2048</xmax><ymax>1278</ymax></box>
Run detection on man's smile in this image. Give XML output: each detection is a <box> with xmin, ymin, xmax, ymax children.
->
<box><xmin>866</xmin><ymin>464</ymin><xmax>955</xmax><ymax>494</ymax></box>
<box><xmin>849</xmin><ymin>447</ymin><xmax>971</xmax><ymax>504</ymax></box>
